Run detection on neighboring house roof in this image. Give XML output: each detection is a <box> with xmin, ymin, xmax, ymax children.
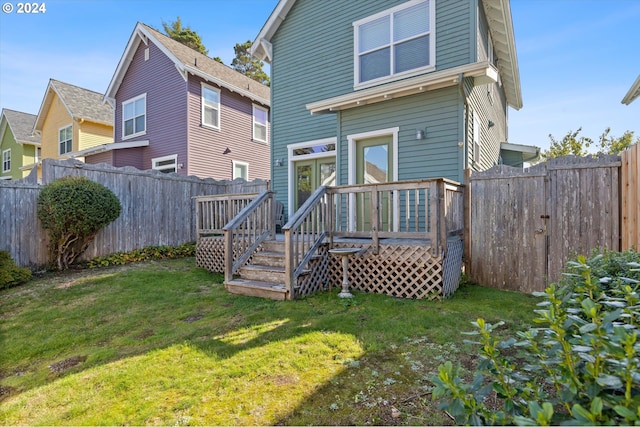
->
<box><xmin>34</xmin><ymin>79</ymin><xmax>114</xmax><ymax>132</ymax></box>
<box><xmin>500</xmin><ymin>142</ymin><xmax>540</xmax><ymax>163</ymax></box>
<box><xmin>105</xmin><ymin>22</ymin><xmax>270</xmax><ymax>107</ymax></box>
<box><xmin>1</xmin><ymin>109</ymin><xmax>41</xmax><ymax>145</ymax></box>
<box><xmin>63</xmin><ymin>139</ymin><xmax>149</xmax><ymax>159</ymax></box>
<box><xmin>622</xmin><ymin>74</ymin><xmax>640</xmax><ymax>105</ymax></box>
<box><xmin>252</xmin><ymin>0</ymin><xmax>522</xmax><ymax>110</ymax></box>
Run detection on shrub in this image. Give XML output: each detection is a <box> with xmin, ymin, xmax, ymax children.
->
<box><xmin>432</xmin><ymin>249</ymin><xmax>640</xmax><ymax>425</ymax></box>
<box><xmin>0</xmin><ymin>250</ymin><xmax>31</xmax><ymax>290</ymax></box>
<box><xmin>37</xmin><ymin>176</ymin><xmax>121</xmax><ymax>271</ymax></box>
<box><xmin>86</xmin><ymin>243</ymin><xmax>196</xmax><ymax>268</ymax></box>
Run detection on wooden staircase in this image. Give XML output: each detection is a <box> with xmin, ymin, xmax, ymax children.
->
<box><xmin>224</xmin><ymin>239</ymin><xmax>291</xmax><ymax>300</ymax></box>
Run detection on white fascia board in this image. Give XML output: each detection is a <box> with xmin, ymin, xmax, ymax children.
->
<box><xmin>105</xmin><ymin>24</ymin><xmax>149</xmax><ymax>100</ymax></box>
<box><xmin>63</xmin><ymin>139</ymin><xmax>147</xmax><ymax>158</ymax></box>
<box><xmin>251</xmin><ymin>0</ymin><xmax>295</xmax><ymax>62</ymax></box>
<box><xmin>622</xmin><ymin>74</ymin><xmax>640</xmax><ymax>105</ymax></box>
<box><xmin>184</xmin><ymin>65</ymin><xmax>270</xmax><ymax>107</ymax></box>
<box><xmin>307</xmin><ymin>62</ymin><xmax>497</xmax><ymax>114</ymax></box>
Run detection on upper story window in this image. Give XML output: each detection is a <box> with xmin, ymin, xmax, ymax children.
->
<box><xmin>354</xmin><ymin>0</ymin><xmax>435</xmax><ymax>88</ymax></box>
<box><xmin>202</xmin><ymin>84</ymin><xmax>220</xmax><ymax>129</ymax></box>
<box><xmin>252</xmin><ymin>105</ymin><xmax>268</xmax><ymax>143</ymax></box>
<box><xmin>152</xmin><ymin>154</ymin><xmax>177</xmax><ymax>174</ymax></box>
<box><xmin>2</xmin><ymin>149</ymin><xmax>10</xmax><ymax>172</ymax></box>
<box><xmin>123</xmin><ymin>94</ymin><xmax>146</xmax><ymax>139</ymax></box>
<box><xmin>59</xmin><ymin>125</ymin><xmax>72</xmax><ymax>155</ymax></box>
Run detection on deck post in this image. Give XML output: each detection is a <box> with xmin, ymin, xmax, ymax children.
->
<box><xmin>370</xmin><ymin>186</ymin><xmax>379</xmax><ymax>254</ymax></box>
<box><xmin>438</xmin><ymin>179</ymin><xmax>447</xmax><ymax>255</ymax></box>
<box><xmin>223</xmin><ymin>228</ymin><xmax>233</xmax><ymax>283</ymax></box>
<box><xmin>284</xmin><ymin>228</ymin><xmax>293</xmax><ymax>300</ymax></box>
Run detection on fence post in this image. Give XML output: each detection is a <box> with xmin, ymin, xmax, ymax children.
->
<box><xmin>463</xmin><ymin>169</ymin><xmax>472</xmax><ymax>274</ymax></box>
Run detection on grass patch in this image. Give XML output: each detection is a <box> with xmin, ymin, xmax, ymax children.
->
<box><xmin>0</xmin><ymin>258</ymin><xmax>537</xmax><ymax>425</ymax></box>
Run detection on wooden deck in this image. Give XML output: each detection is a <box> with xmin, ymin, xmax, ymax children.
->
<box><xmin>195</xmin><ymin>178</ymin><xmax>464</xmax><ymax>300</ymax></box>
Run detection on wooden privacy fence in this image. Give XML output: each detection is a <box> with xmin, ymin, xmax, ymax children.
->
<box><xmin>467</xmin><ymin>153</ymin><xmax>636</xmax><ymax>293</ymax></box>
<box><xmin>621</xmin><ymin>143</ymin><xmax>639</xmax><ymax>250</ymax></box>
<box><xmin>0</xmin><ymin>158</ymin><xmax>268</xmax><ymax>268</ymax></box>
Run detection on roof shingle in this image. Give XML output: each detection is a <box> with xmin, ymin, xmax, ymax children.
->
<box><xmin>2</xmin><ymin>109</ymin><xmax>40</xmax><ymax>145</ymax></box>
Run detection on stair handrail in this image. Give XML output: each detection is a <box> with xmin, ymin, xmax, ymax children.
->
<box><xmin>282</xmin><ymin>185</ymin><xmax>329</xmax><ymax>299</ymax></box>
<box><xmin>222</xmin><ymin>190</ymin><xmax>275</xmax><ymax>283</ymax></box>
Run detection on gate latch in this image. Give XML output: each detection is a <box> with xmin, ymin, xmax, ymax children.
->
<box><xmin>540</xmin><ymin>215</ymin><xmax>550</xmax><ymax>219</ymax></box>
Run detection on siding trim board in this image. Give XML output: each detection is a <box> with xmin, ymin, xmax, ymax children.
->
<box><xmin>307</xmin><ymin>62</ymin><xmax>498</xmax><ymax>114</ymax></box>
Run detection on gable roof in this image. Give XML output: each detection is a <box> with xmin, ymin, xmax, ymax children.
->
<box><xmin>1</xmin><ymin>109</ymin><xmax>41</xmax><ymax>146</ymax></box>
<box><xmin>622</xmin><ymin>74</ymin><xmax>640</xmax><ymax>105</ymax></box>
<box><xmin>105</xmin><ymin>22</ymin><xmax>270</xmax><ymax>107</ymax></box>
<box><xmin>252</xmin><ymin>0</ymin><xmax>522</xmax><ymax>110</ymax></box>
<box><xmin>34</xmin><ymin>79</ymin><xmax>114</xmax><ymax>132</ymax></box>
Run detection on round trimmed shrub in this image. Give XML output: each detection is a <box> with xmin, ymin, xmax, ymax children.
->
<box><xmin>37</xmin><ymin>176</ymin><xmax>121</xmax><ymax>270</ymax></box>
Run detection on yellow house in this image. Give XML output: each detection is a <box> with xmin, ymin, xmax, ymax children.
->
<box><xmin>31</xmin><ymin>79</ymin><xmax>113</xmax><ymax>178</ymax></box>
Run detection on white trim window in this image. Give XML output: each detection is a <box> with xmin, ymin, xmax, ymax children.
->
<box><xmin>202</xmin><ymin>84</ymin><xmax>220</xmax><ymax>129</ymax></box>
<box><xmin>473</xmin><ymin>111</ymin><xmax>481</xmax><ymax>164</ymax></box>
<box><xmin>152</xmin><ymin>154</ymin><xmax>178</xmax><ymax>174</ymax></box>
<box><xmin>252</xmin><ymin>104</ymin><xmax>268</xmax><ymax>143</ymax></box>
<box><xmin>122</xmin><ymin>94</ymin><xmax>146</xmax><ymax>139</ymax></box>
<box><xmin>2</xmin><ymin>149</ymin><xmax>10</xmax><ymax>172</ymax></box>
<box><xmin>233</xmin><ymin>160</ymin><xmax>249</xmax><ymax>180</ymax></box>
<box><xmin>354</xmin><ymin>0</ymin><xmax>435</xmax><ymax>88</ymax></box>
<box><xmin>58</xmin><ymin>125</ymin><xmax>73</xmax><ymax>155</ymax></box>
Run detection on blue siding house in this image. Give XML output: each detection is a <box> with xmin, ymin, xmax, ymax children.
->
<box><xmin>252</xmin><ymin>0</ymin><xmax>531</xmax><ymax>216</ymax></box>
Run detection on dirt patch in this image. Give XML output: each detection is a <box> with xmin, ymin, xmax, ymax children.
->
<box><xmin>0</xmin><ymin>384</ymin><xmax>16</xmax><ymax>402</ymax></box>
<box><xmin>182</xmin><ymin>314</ymin><xmax>204</xmax><ymax>323</ymax></box>
<box><xmin>134</xmin><ymin>329</ymin><xmax>155</xmax><ymax>340</ymax></box>
<box><xmin>49</xmin><ymin>355</ymin><xmax>87</xmax><ymax>374</ymax></box>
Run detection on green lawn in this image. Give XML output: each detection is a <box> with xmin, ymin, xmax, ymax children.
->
<box><xmin>0</xmin><ymin>258</ymin><xmax>537</xmax><ymax>425</ymax></box>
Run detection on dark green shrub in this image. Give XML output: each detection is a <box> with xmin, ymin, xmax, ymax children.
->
<box><xmin>432</xmin><ymin>250</ymin><xmax>640</xmax><ymax>425</ymax></box>
<box><xmin>37</xmin><ymin>176</ymin><xmax>121</xmax><ymax>271</ymax></box>
<box><xmin>0</xmin><ymin>250</ymin><xmax>31</xmax><ymax>290</ymax></box>
<box><xmin>86</xmin><ymin>243</ymin><xmax>196</xmax><ymax>268</ymax></box>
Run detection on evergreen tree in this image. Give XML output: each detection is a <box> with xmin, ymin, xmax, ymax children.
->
<box><xmin>162</xmin><ymin>17</ymin><xmax>209</xmax><ymax>56</ymax></box>
<box><xmin>231</xmin><ymin>40</ymin><xmax>270</xmax><ymax>86</ymax></box>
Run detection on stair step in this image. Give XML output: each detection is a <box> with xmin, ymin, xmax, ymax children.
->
<box><xmin>225</xmin><ymin>279</ymin><xmax>287</xmax><ymax>300</ymax></box>
<box><xmin>252</xmin><ymin>251</ymin><xmax>285</xmax><ymax>268</ymax></box>
<box><xmin>239</xmin><ymin>264</ymin><xmax>286</xmax><ymax>283</ymax></box>
<box><xmin>261</xmin><ymin>240</ymin><xmax>285</xmax><ymax>252</ymax></box>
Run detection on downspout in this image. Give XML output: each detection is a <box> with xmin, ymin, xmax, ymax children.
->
<box><xmin>457</xmin><ymin>73</ymin><xmax>469</xmax><ymax>173</ymax></box>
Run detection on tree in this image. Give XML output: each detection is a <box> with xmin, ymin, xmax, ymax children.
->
<box><xmin>541</xmin><ymin>127</ymin><xmax>638</xmax><ymax>160</ymax></box>
<box><xmin>37</xmin><ymin>176</ymin><xmax>121</xmax><ymax>270</ymax></box>
<box><xmin>231</xmin><ymin>40</ymin><xmax>270</xmax><ymax>86</ymax></box>
<box><xmin>162</xmin><ymin>17</ymin><xmax>209</xmax><ymax>56</ymax></box>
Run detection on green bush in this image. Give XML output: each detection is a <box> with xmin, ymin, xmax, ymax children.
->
<box><xmin>432</xmin><ymin>250</ymin><xmax>640</xmax><ymax>425</ymax></box>
<box><xmin>86</xmin><ymin>243</ymin><xmax>196</xmax><ymax>268</ymax></box>
<box><xmin>0</xmin><ymin>250</ymin><xmax>31</xmax><ymax>290</ymax></box>
<box><xmin>37</xmin><ymin>176</ymin><xmax>121</xmax><ymax>271</ymax></box>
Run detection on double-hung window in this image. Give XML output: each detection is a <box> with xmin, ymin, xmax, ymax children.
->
<box><xmin>2</xmin><ymin>149</ymin><xmax>10</xmax><ymax>172</ymax></box>
<box><xmin>123</xmin><ymin>94</ymin><xmax>146</xmax><ymax>139</ymax></box>
<box><xmin>202</xmin><ymin>84</ymin><xmax>220</xmax><ymax>129</ymax></box>
<box><xmin>354</xmin><ymin>0</ymin><xmax>435</xmax><ymax>87</ymax></box>
<box><xmin>59</xmin><ymin>125</ymin><xmax>72</xmax><ymax>155</ymax></box>
<box><xmin>252</xmin><ymin>105</ymin><xmax>268</xmax><ymax>143</ymax></box>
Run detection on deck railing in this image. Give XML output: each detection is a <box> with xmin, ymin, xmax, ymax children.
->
<box><xmin>326</xmin><ymin>178</ymin><xmax>464</xmax><ymax>254</ymax></box>
<box><xmin>282</xmin><ymin>186</ymin><xmax>330</xmax><ymax>298</ymax></box>
<box><xmin>281</xmin><ymin>178</ymin><xmax>464</xmax><ymax>298</ymax></box>
<box><xmin>195</xmin><ymin>193</ymin><xmax>260</xmax><ymax>237</ymax></box>
<box><xmin>222</xmin><ymin>190</ymin><xmax>276</xmax><ymax>282</ymax></box>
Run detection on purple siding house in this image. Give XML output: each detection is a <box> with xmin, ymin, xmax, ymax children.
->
<box><xmin>84</xmin><ymin>22</ymin><xmax>271</xmax><ymax>181</ymax></box>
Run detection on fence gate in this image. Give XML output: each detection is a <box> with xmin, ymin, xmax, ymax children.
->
<box><xmin>468</xmin><ymin>155</ymin><xmax>621</xmax><ymax>293</ymax></box>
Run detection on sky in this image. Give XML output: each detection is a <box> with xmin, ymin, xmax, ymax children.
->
<box><xmin>0</xmin><ymin>0</ymin><xmax>638</xmax><ymax>152</ymax></box>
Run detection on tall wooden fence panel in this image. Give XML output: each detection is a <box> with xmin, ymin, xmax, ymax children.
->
<box><xmin>468</xmin><ymin>165</ymin><xmax>548</xmax><ymax>293</ymax></box>
<box><xmin>0</xmin><ymin>181</ymin><xmax>48</xmax><ymax>268</ymax></box>
<box><xmin>621</xmin><ymin>143</ymin><xmax>639</xmax><ymax>250</ymax></box>
<box><xmin>1</xmin><ymin>158</ymin><xmax>268</xmax><ymax>268</ymax></box>
<box><xmin>468</xmin><ymin>155</ymin><xmax>622</xmax><ymax>293</ymax></box>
